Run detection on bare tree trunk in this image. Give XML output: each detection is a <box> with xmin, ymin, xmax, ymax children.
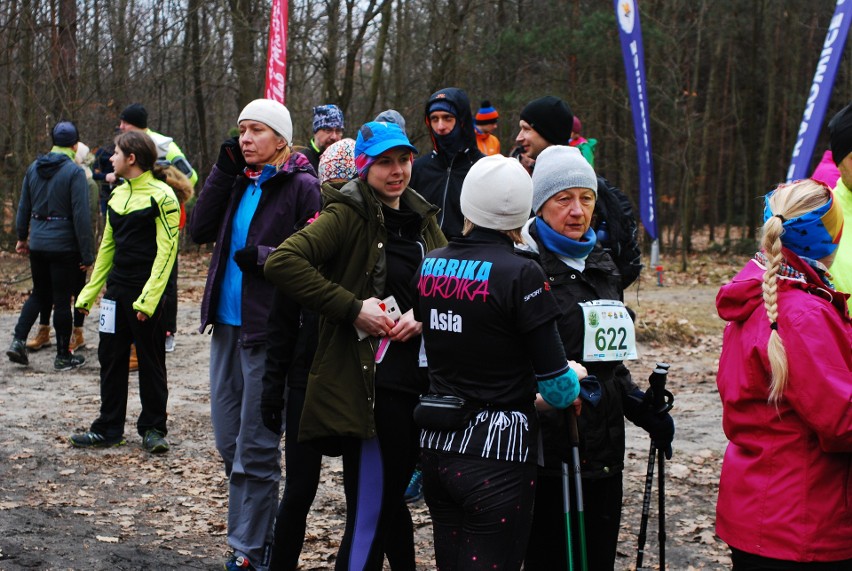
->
<box><xmin>227</xmin><ymin>0</ymin><xmax>259</xmax><ymax>108</ymax></box>
<box><xmin>188</xmin><ymin>0</ymin><xmax>208</xmax><ymax>179</ymax></box>
<box><xmin>365</xmin><ymin>0</ymin><xmax>392</xmax><ymax>122</ymax></box>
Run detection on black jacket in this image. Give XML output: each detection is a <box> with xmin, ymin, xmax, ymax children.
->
<box><xmin>410</xmin><ymin>87</ymin><xmax>484</xmax><ymax>240</ymax></box>
<box><xmin>524</xmin><ymin>219</ymin><xmax>640</xmax><ymax>479</ymax></box>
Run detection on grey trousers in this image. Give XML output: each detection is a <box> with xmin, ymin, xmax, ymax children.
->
<box><xmin>210</xmin><ymin>324</ymin><xmax>280</xmax><ymax>570</ymax></box>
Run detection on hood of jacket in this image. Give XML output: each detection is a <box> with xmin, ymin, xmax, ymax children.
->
<box><xmin>423</xmin><ymin>87</ymin><xmax>479</xmax><ymax>157</ymax></box>
<box><xmin>717</xmin><ymin>248</ymin><xmax>849</xmax><ymax>323</ymax></box>
<box><xmin>35</xmin><ymin>152</ymin><xmax>74</xmax><ymax>179</ymax></box>
<box><xmin>322</xmin><ymin>178</ymin><xmax>440</xmax><ymax>225</ymax></box>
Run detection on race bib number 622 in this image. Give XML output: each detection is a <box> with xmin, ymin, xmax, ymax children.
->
<box><xmin>579</xmin><ymin>300</ymin><xmax>637</xmax><ymax>361</ymax></box>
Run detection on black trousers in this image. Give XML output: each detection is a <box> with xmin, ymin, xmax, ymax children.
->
<box><xmin>90</xmin><ymin>282</ymin><xmax>168</xmax><ymax>439</ymax></box>
<box><xmin>525</xmin><ymin>470</ymin><xmax>623</xmax><ymax>571</ymax></box>
<box><xmin>270</xmin><ymin>386</ymin><xmax>323</xmax><ymax>571</ymax></box>
<box><xmin>14</xmin><ymin>250</ymin><xmax>82</xmax><ymax>352</ymax></box>
<box><xmin>29</xmin><ymin>257</ymin><xmax>87</xmax><ymax>329</ymax></box>
<box><xmin>731</xmin><ymin>548</ymin><xmax>852</xmax><ymax>571</ymax></box>
<box><xmin>421</xmin><ymin>449</ymin><xmax>537</xmax><ymax>571</ymax></box>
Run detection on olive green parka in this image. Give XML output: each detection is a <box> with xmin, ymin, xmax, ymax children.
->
<box><xmin>264</xmin><ymin>178</ymin><xmax>446</xmax><ymax>453</ymax></box>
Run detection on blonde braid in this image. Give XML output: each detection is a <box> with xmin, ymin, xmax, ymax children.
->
<box><xmin>760</xmin><ymin>215</ymin><xmax>788</xmax><ymax>405</ymax></box>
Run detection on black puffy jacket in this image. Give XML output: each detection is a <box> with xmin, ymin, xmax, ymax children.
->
<box><xmin>524</xmin><ymin>219</ymin><xmax>640</xmax><ymax>479</ymax></box>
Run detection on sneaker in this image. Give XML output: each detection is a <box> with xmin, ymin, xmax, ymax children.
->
<box><xmin>143</xmin><ymin>429</ymin><xmax>170</xmax><ymax>454</ymax></box>
<box><xmin>224</xmin><ymin>554</ymin><xmax>256</xmax><ymax>571</ymax></box>
<box><xmin>404</xmin><ymin>468</ymin><xmax>424</xmax><ymax>503</ymax></box>
<box><xmin>6</xmin><ymin>338</ymin><xmax>28</xmax><ymax>365</ymax></box>
<box><xmin>164</xmin><ymin>333</ymin><xmax>176</xmax><ymax>353</ymax></box>
<box><xmin>54</xmin><ymin>353</ymin><xmax>85</xmax><ymax>371</ymax></box>
<box><xmin>69</xmin><ymin>431</ymin><xmax>126</xmax><ymax>448</ymax></box>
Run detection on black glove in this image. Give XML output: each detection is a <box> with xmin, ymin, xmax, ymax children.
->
<box><xmin>261</xmin><ymin>398</ymin><xmax>284</xmax><ymax>435</ymax></box>
<box><xmin>216</xmin><ymin>136</ymin><xmax>246</xmax><ymax>176</ymax></box>
<box><xmin>233</xmin><ymin>245</ymin><xmax>260</xmax><ymax>274</ymax></box>
<box><xmin>626</xmin><ymin>389</ymin><xmax>675</xmax><ymax>459</ymax></box>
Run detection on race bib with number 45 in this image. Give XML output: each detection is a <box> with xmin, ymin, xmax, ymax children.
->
<box><xmin>579</xmin><ymin>300</ymin><xmax>637</xmax><ymax>362</ymax></box>
<box><xmin>99</xmin><ymin>299</ymin><xmax>116</xmax><ymax>334</ymax></box>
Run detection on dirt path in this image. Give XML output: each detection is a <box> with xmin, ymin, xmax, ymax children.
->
<box><xmin>0</xmin><ymin>260</ymin><xmax>732</xmax><ymax>570</ymax></box>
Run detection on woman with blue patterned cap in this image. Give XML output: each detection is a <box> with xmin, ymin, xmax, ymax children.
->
<box><xmin>716</xmin><ymin>179</ymin><xmax>852</xmax><ymax>569</ymax></box>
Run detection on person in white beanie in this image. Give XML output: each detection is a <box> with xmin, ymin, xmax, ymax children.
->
<box><xmin>189</xmin><ymin>99</ymin><xmax>321</xmax><ymax>571</ymax></box>
<box><xmin>520</xmin><ymin>145</ymin><xmax>674</xmax><ymax>571</ymax></box>
<box><xmin>412</xmin><ymin>154</ymin><xmax>587</xmax><ymax>571</ymax></box>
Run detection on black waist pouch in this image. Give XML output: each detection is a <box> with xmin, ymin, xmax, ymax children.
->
<box><xmin>413</xmin><ymin>394</ymin><xmax>478</xmax><ymax>431</ymax></box>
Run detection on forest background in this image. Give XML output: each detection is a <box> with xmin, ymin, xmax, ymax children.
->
<box><xmin>1</xmin><ymin>0</ymin><xmax>850</xmax><ymax>268</ymax></box>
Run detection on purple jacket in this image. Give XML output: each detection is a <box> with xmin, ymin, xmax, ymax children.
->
<box><xmin>189</xmin><ymin>152</ymin><xmax>320</xmax><ymax>346</ymax></box>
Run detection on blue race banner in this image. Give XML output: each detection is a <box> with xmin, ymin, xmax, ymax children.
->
<box><xmin>615</xmin><ymin>0</ymin><xmax>657</xmax><ymax>240</ymax></box>
<box><xmin>787</xmin><ymin>0</ymin><xmax>852</xmax><ymax>182</ymax></box>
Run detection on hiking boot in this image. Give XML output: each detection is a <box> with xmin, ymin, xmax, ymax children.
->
<box><xmin>143</xmin><ymin>429</ymin><xmax>170</xmax><ymax>454</ymax></box>
<box><xmin>129</xmin><ymin>345</ymin><xmax>138</xmax><ymax>372</ymax></box>
<box><xmin>55</xmin><ymin>353</ymin><xmax>85</xmax><ymax>371</ymax></box>
<box><xmin>223</xmin><ymin>554</ymin><xmax>256</xmax><ymax>571</ymax></box>
<box><xmin>69</xmin><ymin>327</ymin><xmax>86</xmax><ymax>352</ymax></box>
<box><xmin>164</xmin><ymin>333</ymin><xmax>176</xmax><ymax>353</ymax></box>
<box><xmin>69</xmin><ymin>431</ymin><xmax>126</xmax><ymax>448</ymax></box>
<box><xmin>404</xmin><ymin>468</ymin><xmax>424</xmax><ymax>503</ymax></box>
<box><xmin>7</xmin><ymin>338</ymin><xmax>28</xmax><ymax>365</ymax></box>
<box><xmin>26</xmin><ymin>325</ymin><xmax>52</xmax><ymax>351</ymax></box>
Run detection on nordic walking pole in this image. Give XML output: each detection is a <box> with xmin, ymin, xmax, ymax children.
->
<box><xmin>649</xmin><ymin>363</ymin><xmax>673</xmax><ymax>570</ymax></box>
<box><xmin>561</xmin><ymin>461</ymin><xmax>575</xmax><ymax>571</ymax></box>
<box><xmin>568</xmin><ymin>413</ymin><xmax>588</xmax><ymax>571</ymax></box>
<box><xmin>636</xmin><ymin>362</ymin><xmax>671</xmax><ymax>570</ymax></box>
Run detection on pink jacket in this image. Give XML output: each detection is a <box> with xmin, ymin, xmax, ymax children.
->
<box><xmin>715</xmin><ymin>250</ymin><xmax>852</xmax><ymax>562</ymax></box>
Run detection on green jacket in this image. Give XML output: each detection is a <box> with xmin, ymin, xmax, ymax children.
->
<box><xmin>264</xmin><ymin>179</ymin><xmax>446</xmax><ymax>449</ymax></box>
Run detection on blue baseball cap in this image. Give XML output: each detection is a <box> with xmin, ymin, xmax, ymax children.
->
<box><xmin>355</xmin><ymin>121</ymin><xmax>417</xmax><ymax>158</ymax></box>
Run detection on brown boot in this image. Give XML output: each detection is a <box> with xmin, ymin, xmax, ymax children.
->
<box><xmin>69</xmin><ymin>327</ymin><xmax>86</xmax><ymax>352</ymax></box>
<box><xmin>26</xmin><ymin>325</ymin><xmax>52</xmax><ymax>351</ymax></box>
<box><xmin>129</xmin><ymin>344</ymin><xmax>138</xmax><ymax>372</ymax></box>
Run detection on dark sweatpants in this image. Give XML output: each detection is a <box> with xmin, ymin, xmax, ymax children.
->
<box><xmin>90</xmin><ymin>282</ymin><xmax>167</xmax><ymax>440</ymax></box>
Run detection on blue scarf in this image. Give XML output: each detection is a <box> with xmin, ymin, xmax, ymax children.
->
<box><xmin>535</xmin><ymin>217</ymin><xmax>597</xmax><ymax>260</ymax></box>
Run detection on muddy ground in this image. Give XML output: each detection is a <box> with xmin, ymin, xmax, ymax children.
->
<box><xmin>0</xmin><ymin>251</ymin><xmax>741</xmax><ymax>570</ymax></box>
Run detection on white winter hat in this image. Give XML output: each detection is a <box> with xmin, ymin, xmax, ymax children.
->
<box><xmin>238</xmin><ymin>99</ymin><xmax>293</xmax><ymax>145</ymax></box>
<box><xmin>461</xmin><ymin>154</ymin><xmax>533</xmax><ymax>231</ymax></box>
<box><xmin>531</xmin><ymin>145</ymin><xmax>598</xmax><ymax>213</ymax></box>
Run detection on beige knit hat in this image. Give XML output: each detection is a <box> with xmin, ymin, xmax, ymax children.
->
<box><xmin>461</xmin><ymin>155</ymin><xmax>533</xmax><ymax>231</ymax></box>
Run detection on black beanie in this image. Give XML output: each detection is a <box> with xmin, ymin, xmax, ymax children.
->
<box><xmin>829</xmin><ymin>101</ymin><xmax>852</xmax><ymax>165</ymax></box>
<box><xmin>120</xmin><ymin>103</ymin><xmax>148</xmax><ymax>129</ymax></box>
<box><xmin>519</xmin><ymin>96</ymin><xmax>573</xmax><ymax>145</ymax></box>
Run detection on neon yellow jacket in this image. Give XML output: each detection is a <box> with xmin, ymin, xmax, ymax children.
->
<box><xmin>829</xmin><ymin>178</ymin><xmax>852</xmax><ymax>297</ymax></box>
<box><xmin>76</xmin><ymin>170</ymin><xmax>180</xmax><ymax>317</ymax></box>
<box><xmin>147</xmin><ymin>128</ymin><xmax>198</xmax><ymax>187</ymax></box>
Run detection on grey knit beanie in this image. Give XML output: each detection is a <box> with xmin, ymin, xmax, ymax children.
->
<box><xmin>461</xmin><ymin>155</ymin><xmax>533</xmax><ymax>231</ymax></box>
<box><xmin>531</xmin><ymin>145</ymin><xmax>597</xmax><ymax>213</ymax></box>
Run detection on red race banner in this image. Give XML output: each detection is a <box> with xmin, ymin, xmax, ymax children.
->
<box><xmin>264</xmin><ymin>0</ymin><xmax>287</xmax><ymax>103</ymax></box>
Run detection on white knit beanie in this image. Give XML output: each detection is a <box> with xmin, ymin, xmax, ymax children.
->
<box><xmin>238</xmin><ymin>99</ymin><xmax>293</xmax><ymax>145</ymax></box>
<box><xmin>461</xmin><ymin>155</ymin><xmax>533</xmax><ymax>231</ymax></box>
<box><xmin>531</xmin><ymin>145</ymin><xmax>598</xmax><ymax>213</ymax></box>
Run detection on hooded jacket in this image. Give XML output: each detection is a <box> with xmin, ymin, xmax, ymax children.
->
<box><xmin>264</xmin><ymin>179</ymin><xmax>445</xmax><ymax>452</ymax></box>
<box><xmin>189</xmin><ymin>152</ymin><xmax>321</xmax><ymax>347</ymax></box>
<box><xmin>829</xmin><ymin>177</ymin><xmax>852</xmax><ymax>296</ymax></box>
<box><xmin>17</xmin><ymin>149</ymin><xmax>94</xmax><ymax>264</ymax></box>
<box><xmin>410</xmin><ymin>87</ymin><xmax>484</xmax><ymax>240</ymax></box>
<box><xmin>715</xmin><ymin>250</ymin><xmax>852</xmax><ymax>562</ymax></box>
